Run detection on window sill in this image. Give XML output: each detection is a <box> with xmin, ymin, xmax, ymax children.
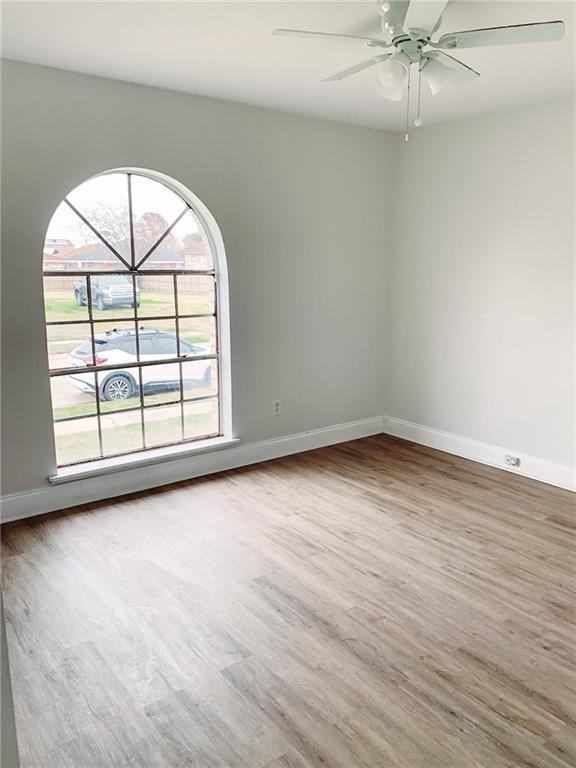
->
<box><xmin>48</xmin><ymin>436</ymin><xmax>239</xmax><ymax>484</ymax></box>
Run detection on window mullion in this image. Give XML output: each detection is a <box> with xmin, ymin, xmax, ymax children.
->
<box><xmin>86</xmin><ymin>275</ymin><xmax>104</xmax><ymax>459</ymax></box>
<box><xmin>213</xmin><ymin>273</ymin><xmax>221</xmax><ymax>438</ymax></box>
<box><xmin>173</xmin><ymin>274</ymin><xmax>185</xmax><ymax>443</ymax></box>
<box><xmin>46</xmin><ymin>312</ymin><xmax>215</xmax><ymax>327</ymax></box>
<box><xmin>131</xmin><ymin>273</ymin><xmax>147</xmax><ymax>450</ymax></box>
<box><xmin>48</xmin><ymin>354</ymin><xmax>218</xmax><ymax>378</ymax></box>
<box><xmin>127</xmin><ymin>173</ymin><xmax>136</xmax><ymax>271</ymax></box>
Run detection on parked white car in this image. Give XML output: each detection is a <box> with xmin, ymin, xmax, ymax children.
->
<box><xmin>68</xmin><ymin>328</ymin><xmax>211</xmax><ymax>400</ymax></box>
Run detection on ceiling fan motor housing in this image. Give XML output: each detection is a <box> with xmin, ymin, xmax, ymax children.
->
<box><xmin>393</xmin><ymin>36</ymin><xmax>428</xmax><ymax>63</ymax></box>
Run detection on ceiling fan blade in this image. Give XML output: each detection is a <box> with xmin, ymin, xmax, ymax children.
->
<box><xmin>272</xmin><ymin>28</ymin><xmax>391</xmax><ymax>48</ymax></box>
<box><xmin>421</xmin><ymin>51</ymin><xmax>479</xmax><ymax>95</ymax></box>
<box><xmin>324</xmin><ymin>54</ymin><xmax>392</xmax><ymax>82</ymax></box>
<box><xmin>435</xmin><ymin>20</ymin><xmax>565</xmax><ymax>49</ymax></box>
<box><xmin>403</xmin><ymin>1</ymin><xmax>450</xmax><ymax>35</ymax></box>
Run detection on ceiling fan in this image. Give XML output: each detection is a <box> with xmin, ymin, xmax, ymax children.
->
<box><xmin>273</xmin><ymin>1</ymin><xmax>565</xmax><ymax>135</ymax></box>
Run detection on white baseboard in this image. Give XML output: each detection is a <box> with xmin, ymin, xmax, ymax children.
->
<box><xmin>2</xmin><ymin>414</ymin><xmax>573</xmax><ymax>524</ymax></box>
<box><xmin>382</xmin><ymin>416</ymin><xmax>575</xmax><ymax>492</ymax></box>
<box><xmin>0</xmin><ymin>416</ymin><xmax>383</xmax><ymax>523</ymax></box>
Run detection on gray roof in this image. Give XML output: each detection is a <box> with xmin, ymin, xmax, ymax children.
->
<box><xmin>62</xmin><ymin>241</ymin><xmax>184</xmax><ymax>264</ymax></box>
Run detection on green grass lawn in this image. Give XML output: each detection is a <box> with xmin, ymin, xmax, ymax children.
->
<box><xmin>55</xmin><ymin>412</ymin><xmax>217</xmax><ymax>466</ymax></box>
<box><xmin>52</xmin><ymin>389</ymin><xmax>191</xmax><ymax>420</ymax></box>
<box><xmin>46</xmin><ymin>291</ymin><xmax>212</xmax><ymax>348</ymax></box>
<box><xmin>49</xmin><ymin>324</ymin><xmax>208</xmax><ymax>347</ymax></box>
<box><xmin>45</xmin><ymin>291</ymin><xmax>212</xmax><ymax>324</ymax></box>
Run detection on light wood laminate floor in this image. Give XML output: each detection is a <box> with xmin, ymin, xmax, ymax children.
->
<box><xmin>2</xmin><ymin>435</ymin><xmax>575</xmax><ymax>768</ymax></box>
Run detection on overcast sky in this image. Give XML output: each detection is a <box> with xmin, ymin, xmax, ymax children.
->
<box><xmin>46</xmin><ymin>172</ymin><xmax>200</xmax><ymax>247</ymax></box>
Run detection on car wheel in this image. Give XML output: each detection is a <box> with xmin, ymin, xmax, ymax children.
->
<box><xmin>97</xmin><ymin>295</ymin><xmax>105</xmax><ymax>311</ymax></box>
<box><xmin>74</xmin><ymin>291</ymin><xmax>84</xmax><ymax>306</ymax></box>
<box><xmin>130</xmin><ymin>301</ymin><xmax>141</xmax><ymax>309</ymax></box>
<box><xmin>102</xmin><ymin>374</ymin><xmax>134</xmax><ymax>401</ymax></box>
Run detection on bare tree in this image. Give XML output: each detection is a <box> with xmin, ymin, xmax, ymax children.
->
<box><xmin>76</xmin><ymin>202</ymin><xmax>131</xmax><ymax>245</ymax></box>
<box><xmin>74</xmin><ymin>206</ymin><xmax>178</xmax><ymax>261</ymax></box>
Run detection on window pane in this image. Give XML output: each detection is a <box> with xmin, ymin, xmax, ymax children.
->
<box><xmin>44</xmin><ymin>276</ymin><xmax>89</xmax><ymax>322</ymax></box>
<box><xmin>54</xmin><ymin>416</ymin><xmax>100</xmax><ymax>465</ymax></box>
<box><xmin>144</xmin><ymin>210</ymin><xmax>214</xmax><ymax>271</ymax></box>
<box><xmin>66</xmin><ymin>173</ymin><xmax>132</xmax><ymax>267</ymax></box>
<box><xmin>172</xmin><ymin>210</ymin><xmax>213</xmax><ymax>271</ymax></box>
<box><xmin>137</xmin><ymin>234</ymin><xmax>183</xmax><ymax>271</ymax></box>
<box><xmin>137</xmin><ymin>320</ymin><xmax>176</xmax><ymax>352</ymax></box>
<box><xmin>90</xmin><ymin>274</ymin><xmax>138</xmax><ymax>320</ymax></box>
<box><xmin>176</xmin><ymin>275</ymin><xmax>215</xmax><ymax>315</ymax></box>
<box><xmin>51</xmin><ymin>374</ymin><xmax>97</xmax><ymax>421</ymax></box>
<box><xmin>91</xmin><ymin>321</ymin><xmax>141</xmax><ymax>377</ymax></box>
<box><xmin>44</xmin><ymin>200</ymin><xmax>129</xmax><ymax>273</ymax></box>
<box><xmin>138</xmin><ymin>275</ymin><xmax>175</xmax><ymax>317</ymax></box>
<box><xmin>183</xmin><ymin>399</ymin><xmax>219</xmax><ymax>441</ymax></box>
<box><xmin>92</xmin><ymin>319</ymin><xmax>137</xmax><ymax>343</ymax></box>
<box><xmin>182</xmin><ymin>359</ymin><xmax>218</xmax><ymax>399</ymax></box>
<box><xmin>135</xmin><ymin>321</ymin><xmax>176</xmax><ymax>362</ymax></box>
<box><xmin>144</xmin><ymin>404</ymin><xmax>183</xmax><ymax>448</ymax></box>
<box><xmin>142</xmin><ymin>361</ymin><xmax>181</xmax><ymax>407</ymax></box>
<box><xmin>138</xmin><ymin>335</ymin><xmax>156</xmax><ymax>356</ymax></box>
<box><xmin>47</xmin><ymin>322</ymin><xmax>92</xmax><ymax>370</ymax></box>
<box><xmin>97</xmin><ymin>366</ymin><xmax>141</xmax><ymax>413</ymax></box>
<box><xmin>117</xmin><ymin>338</ymin><xmax>137</xmax><ymax>355</ymax></box>
<box><xmin>131</xmin><ymin>174</ymin><xmax>187</xmax><ymax>266</ymax></box>
<box><xmin>144</xmin><ymin>391</ymin><xmax>182</xmax><ymax>408</ymax></box>
<box><xmin>136</xmin><ymin>321</ymin><xmax>209</xmax><ymax>360</ymax></box>
<box><xmin>179</xmin><ymin>316</ymin><xmax>217</xmax><ymax>355</ymax></box>
<box><xmin>101</xmin><ymin>411</ymin><xmax>144</xmax><ymax>456</ymax></box>
<box><xmin>155</xmin><ymin>334</ymin><xmax>178</xmax><ymax>355</ymax></box>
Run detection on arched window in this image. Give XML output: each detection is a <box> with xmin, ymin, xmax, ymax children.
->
<box><xmin>43</xmin><ymin>169</ymin><xmax>230</xmax><ymax>468</ymax></box>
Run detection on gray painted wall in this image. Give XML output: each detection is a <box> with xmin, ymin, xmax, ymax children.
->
<box><xmin>1</xmin><ymin>62</ymin><xmax>574</xmax><ymax>501</ymax></box>
<box><xmin>386</xmin><ymin>99</ymin><xmax>575</xmax><ymax>468</ymax></box>
<box><xmin>1</xmin><ymin>60</ymin><xmax>391</xmax><ymax>496</ymax></box>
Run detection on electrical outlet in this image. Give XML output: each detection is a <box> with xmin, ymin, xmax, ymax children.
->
<box><xmin>272</xmin><ymin>400</ymin><xmax>282</xmax><ymax>417</ymax></box>
<box><xmin>504</xmin><ymin>454</ymin><xmax>521</xmax><ymax>468</ymax></box>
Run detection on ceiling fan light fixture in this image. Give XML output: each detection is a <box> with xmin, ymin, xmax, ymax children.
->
<box><xmin>421</xmin><ymin>52</ymin><xmax>479</xmax><ymax>95</ymax></box>
<box><xmin>377</xmin><ymin>51</ymin><xmax>411</xmax><ymax>101</ymax></box>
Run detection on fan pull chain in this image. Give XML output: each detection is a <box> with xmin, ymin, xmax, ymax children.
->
<box><xmin>405</xmin><ymin>65</ymin><xmax>412</xmax><ymax>142</ymax></box>
<box><xmin>415</xmin><ymin>61</ymin><xmax>423</xmax><ymax>127</ymax></box>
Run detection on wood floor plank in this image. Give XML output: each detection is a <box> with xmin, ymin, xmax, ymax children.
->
<box><xmin>2</xmin><ymin>434</ymin><xmax>575</xmax><ymax>767</ymax></box>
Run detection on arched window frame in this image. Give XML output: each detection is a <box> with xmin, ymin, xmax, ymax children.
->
<box><xmin>43</xmin><ymin>167</ymin><xmax>232</xmax><ymax>469</ymax></box>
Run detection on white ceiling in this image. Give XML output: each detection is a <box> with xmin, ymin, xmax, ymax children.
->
<box><xmin>2</xmin><ymin>1</ymin><xmax>574</xmax><ymax>130</ymax></box>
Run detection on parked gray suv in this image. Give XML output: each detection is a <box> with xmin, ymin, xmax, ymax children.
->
<box><xmin>73</xmin><ymin>274</ymin><xmax>140</xmax><ymax>311</ymax></box>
